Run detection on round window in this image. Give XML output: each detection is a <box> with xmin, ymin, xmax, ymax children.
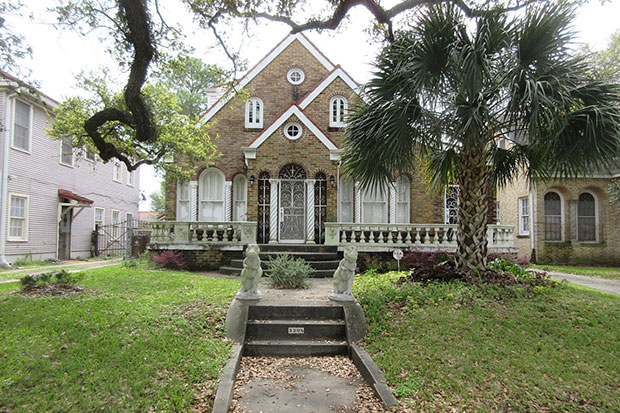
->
<box><xmin>284</xmin><ymin>122</ymin><xmax>302</xmax><ymax>140</ymax></box>
<box><xmin>287</xmin><ymin>68</ymin><xmax>305</xmax><ymax>85</ymax></box>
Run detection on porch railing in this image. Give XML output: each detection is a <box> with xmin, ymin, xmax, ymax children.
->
<box><xmin>149</xmin><ymin>221</ymin><xmax>257</xmax><ymax>246</ymax></box>
<box><xmin>324</xmin><ymin>223</ymin><xmax>514</xmax><ymax>250</ymax></box>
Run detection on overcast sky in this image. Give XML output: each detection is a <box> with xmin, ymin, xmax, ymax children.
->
<box><xmin>9</xmin><ymin>1</ymin><xmax>620</xmax><ymax>211</ymax></box>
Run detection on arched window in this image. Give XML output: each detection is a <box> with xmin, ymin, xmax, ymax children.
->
<box><xmin>396</xmin><ymin>175</ymin><xmax>410</xmax><ymax>223</ymax></box>
<box><xmin>199</xmin><ymin>168</ymin><xmax>225</xmax><ymax>221</ymax></box>
<box><xmin>362</xmin><ymin>187</ymin><xmax>387</xmax><ymax>223</ymax></box>
<box><xmin>339</xmin><ymin>177</ymin><xmax>354</xmax><ymax>223</ymax></box>
<box><xmin>177</xmin><ymin>181</ymin><xmax>190</xmax><ymax>221</ymax></box>
<box><xmin>245</xmin><ymin>98</ymin><xmax>263</xmax><ymax>128</ymax></box>
<box><xmin>578</xmin><ymin>192</ymin><xmax>598</xmax><ymax>241</ymax></box>
<box><xmin>544</xmin><ymin>191</ymin><xmax>563</xmax><ymax>241</ymax></box>
<box><xmin>233</xmin><ymin>175</ymin><xmax>248</xmax><ymax>221</ymax></box>
<box><xmin>330</xmin><ymin>96</ymin><xmax>347</xmax><ymax>128</ymax></box>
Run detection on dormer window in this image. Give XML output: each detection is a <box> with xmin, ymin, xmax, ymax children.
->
<box><xmin>287</xmin><ymin>68</ymin><xmax>305</xmax><ymax>85</ymax></box>
<box><xmin>245</xmin><ymin>98</ymin><xmax>263</xmax><ymax>128</ymax></box>
<box><xmin>330</xmin><ymin>96</ymin><xmax>347</xmax><ymax>128</ymax></box>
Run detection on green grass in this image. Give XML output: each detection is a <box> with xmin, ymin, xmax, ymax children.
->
<box><xmin>354</xmin><ymin>271</ymin><xmax>620</xmax><ymax>411</ymax></box>
<box><xmin>0</xmin><ymin>258</ymin><xmax>119</xmax><ymax>281</ymax></box>
<box><xmin>0</xmin><ymin>266</ymin><xmax>239</xmax><ymax>412</ymax></box>
<box><xmin>531</xmin><ymin>264</ymin><xmax>620</xmax><ymax>280</ymax></box>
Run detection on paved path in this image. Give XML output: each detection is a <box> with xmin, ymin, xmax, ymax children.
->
<box><xmin>542</xmin><ymin>271</ymin><xmax>620</xmax><ymax>295</ymax></box>
<box><xmin>0</xmin><ymin>259</ymin><xmax>122</xmax><ymax>284</ymax></box>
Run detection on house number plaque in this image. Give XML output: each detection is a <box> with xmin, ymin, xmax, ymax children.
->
<box><xmin>288</xmin><ymin>327</ymin><xmax>304</xmax><ymax>334</ymax></box>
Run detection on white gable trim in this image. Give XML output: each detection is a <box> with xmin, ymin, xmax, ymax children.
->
<box><xmin>299</xmin><ymin>68</ymin><xmax>360</xmax><ymax>109</ymax></box>
<box><xmin>200</xmin><ymin>33</ymin><xmax>335</xmax><ymax>124</ymax></box>
<box><xmin>248</xmin><ymin>106</ymin><xmax>337</xmax><ymax>152</ymax></box>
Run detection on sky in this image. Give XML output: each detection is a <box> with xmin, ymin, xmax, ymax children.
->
<box><xmin>8</xmin><ymin>0</ymin><xmax>620</xmax><ymax>211</ymax></box>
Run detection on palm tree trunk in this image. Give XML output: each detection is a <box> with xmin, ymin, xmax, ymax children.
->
<box><xmin>456</xmin><ymin>148</ymin><xmax>490</xmax><ymax>273</ymax></box>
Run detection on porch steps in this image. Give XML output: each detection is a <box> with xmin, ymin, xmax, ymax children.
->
<box><xmin>243</xmin><ymin>305</ymin><xmax>349</xmax><ymax>356</ymax></box>
<box><xmin>218</xmin><ymin>244</ymin><xmax>341</xmax><ymax>277</ymax></box>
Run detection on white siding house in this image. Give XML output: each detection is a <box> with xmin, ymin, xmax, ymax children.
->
<box><xmin>0</xmin><ymin>71</ymin><xmax>140</xmax><ymax>263</ymax></box>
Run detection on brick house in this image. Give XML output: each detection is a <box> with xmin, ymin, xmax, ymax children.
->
<box><xmin>497</xmin><ymin>163</ymin><xmax>620</xmax><ymax>265</ymax></box>
<box><xmin>156</xmin><ymin>33</ymin><xmax>515</xmax><ymax>269</ymax></box>
<box><xmin>0</xmin><ymin>71</ymin><xmax>140</xmax><ymax>264</ymax></box>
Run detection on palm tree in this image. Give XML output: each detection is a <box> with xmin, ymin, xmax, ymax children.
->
<box><xmin>343</xmin><ymin>3</ymin><xmax>620</xmax><ymax>273</ymax></box>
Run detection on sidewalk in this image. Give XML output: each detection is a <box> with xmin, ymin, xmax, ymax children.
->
<box><xmin>0</xmin><ymin>259</ymin><xmax>122</xmax><ymax>284</ymax></box>
<box><xmin>534</xmin><ymin>269</ymin><xmax>620</xmax><ymax>295</ymax></box>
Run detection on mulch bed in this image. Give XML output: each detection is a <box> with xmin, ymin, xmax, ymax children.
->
<box><xmin>15</xmin><ymin>283</ymin><xmax>95</xmax><ymax>298</ymax></box>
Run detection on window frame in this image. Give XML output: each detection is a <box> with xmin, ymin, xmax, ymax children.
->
<box><xmin>59</xmin><ymin>136</ymin><xmax>74</xmax><ymax>167</ymax></box>
<box><xmin>94</xmin><ymin>207</ymin><xmax>105</xmax><ymax>230</ymax></box>
<box><xmin>338</xmin><ymin>177</ymin><xmax>354</xmax><ymax>223</ymax></box>
<box><xmin>395</xmin><ymin>175</ymin><xmax>410</xmax><ymax>224</ymax></box>
<box><xmin>176</xmin><ymin>181</ymin><xmax>191</xmax><ymax>221</ymax></box>
<box><xmin>112</xmin><ymin>159</ymin><xmax>122</xmax><ymax>183</ymax></box>
<box><xmin>577</xmin><ymin>191</ymin><xmax>599</xmax><ymax>242</ymax></box>
<box><xmin>85</xmin><ymin>149</ymin><xmax>97</xmax><ymax>162</ymax></box>
<box><xmin>245</xmin><ymin>97</ymin><xmax>264</xmax><ymax>129</ymax></box>
<box><xmin>329</xmin><ymin>96</ymin><xmax>348</xmax><ymax>128</ymax></box>
<box><xmin>283</xmin><ymin>122</ymin><xmax>302</xmax><ymax>140</ymax></box>
<box><xmin>518</xmin><ymin>196</ymin><xmax>530</xmax><ymax>236</ymax></box>
<box><xmin>287</xmin><ymin>68</ymin><xmax>305</xmax><ymax>85</ymax></box>
<box><xmin>232</xmin><ymin>175</ymin><xmax>248</xmax><ymax>222</ymax></box>
<box><xmin>7</xmin><ymin>193</ymin><xmax>29</xmax><ymax>242</ymax></box>
<box><xmin>543</xmin><ymin>190</ymin><xmax>565</xmax><ymax>241</ymax></box>
<box><xmin>11</xmin><ymin>98</ymin><xmax>32</xmax><ymax>153</ymax></box>
<box><xmin>126</xmin><ymin>212</ymin><xmax>134</xmax><ymax>225</ymax></box>
<box><xmin>111</xmin><ymin>209</ymin><xmax>121</xmax><ymax>239</ymax></box>
<box><xmin>127</xmin><ymin>169</ymin><xmax>135</xmax><ymax>187</ymax></box>
<box><xmin>199</xmin><ymin>168</ymin><xmax>226</xmax><ymax>221</ymax></box>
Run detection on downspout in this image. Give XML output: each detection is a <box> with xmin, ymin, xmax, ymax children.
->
<box><xmin>0</xmin><ymin>87</ymin><xmax>19</xmax><ymax>267</ymax></box>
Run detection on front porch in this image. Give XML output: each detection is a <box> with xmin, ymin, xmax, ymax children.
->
<box><xmin>149</xmin><ymin>221</ymin><xmax>516</xmax><ymax>253</ymax></box>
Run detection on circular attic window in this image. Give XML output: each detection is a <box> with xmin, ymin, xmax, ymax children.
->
<box><xmin>284</xmin><ymin>122</ymin><xmax>302</xmax><ymax>140</ymax></box>
<box><xmin>287</xmin><ymin>68</ymin><xmax>305</xmax><ymax>85</ymax></box>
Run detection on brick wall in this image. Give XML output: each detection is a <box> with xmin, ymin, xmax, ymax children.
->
<box><xmin>149</xmin><ymin>248</ymin><xmax>242</xmax><ymax>271</ymax></box>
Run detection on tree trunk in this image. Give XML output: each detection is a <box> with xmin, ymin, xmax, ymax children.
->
<box><xmin>456</xmin><ymin>147</ymin><xmax>490</xmax><ymax>273</ymax></box>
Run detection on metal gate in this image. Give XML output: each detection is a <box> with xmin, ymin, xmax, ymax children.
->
<box><xmin>93</xmin><ymin>218</ymin><xmax>148</xmax><ymax>257</ymax></box>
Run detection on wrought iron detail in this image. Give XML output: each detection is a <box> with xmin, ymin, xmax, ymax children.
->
<box><xmin>314</xmin><ymin>173</ymin><xmax>327</xmax><ymax>244</ymax></box>
<box><xmin>257</xmin><ymin>172</ymin><xmax>270</xmax><ymax>243</ymax></box>
<box><xmin>278</xmin><ymin>163</ymin><xmax>307</xmax><ymax>180</ymax></box>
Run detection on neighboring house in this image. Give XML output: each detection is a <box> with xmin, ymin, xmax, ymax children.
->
<box><xmin>498</xmin><ymin>162</ymin><xmax>620</xmax><ymax>265</ymax></box>
<box><xmin>156</xmin><ymin>33</ymin><xmax>514</xmax><ymax>269</ymax></box>
<box><xmin>0</xmin><ymin>71</ymin><xmax>140</xmax><ymax>263</ymax></box>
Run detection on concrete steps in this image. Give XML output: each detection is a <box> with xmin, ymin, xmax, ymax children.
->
<box><xmin>243</xmin><ymin>305</ymin><xmax>348</xmax><ymax>357</ymax></box>
<box><xmin>219</xmin><ymin>244</ymin><xmax>341</xmax><ymax>277</ymax></box>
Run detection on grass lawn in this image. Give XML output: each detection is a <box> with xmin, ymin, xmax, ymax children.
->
<box><xmin>0</xmin><ymin>257</ymin><xmax>119</xmax><ymax>281</ymax></box>
<box><xmin>354</xmin><ymin>272</ymin><xmax>620</xmax><ymax>411</ymax></box>
<box><xmin>531</xmin><ymin>264</ymin><xmax>620</xmax><ymax>280</ymax></box>
<box><xmin>0</xmin><ymin>266</ymin><xmax>239</xmax><ymax>412</ymax></box>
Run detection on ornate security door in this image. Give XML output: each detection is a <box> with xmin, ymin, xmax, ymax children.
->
<box><xmin>278</xmin><ymin>164</ymin><xmax>307</xmax><ymax>242</ymax></box>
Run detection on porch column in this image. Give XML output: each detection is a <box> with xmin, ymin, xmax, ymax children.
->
<box><xmin>224</xmin><ymin>181</ymin><xmax>232</xmax><ymax>221</ymax></box>
<box><xmin>306</xmin><ymin>179</ymin><xmax>316</xmax><ymax>243</ymax></box>
<box><xmin>189</xmin><ymin>181</ymin><xmax>198</xmax><ymax>221</ymax></box>
<box><xmin>355</xmin><ymin>181</ymin><xmax>362</xmax><ymax>223</ymax></box>
<box><xmin>269</xmin><ymin>179</ymin><xmax>279</xmax><ymax>243</ymax></box>
<box><xmin>389</xmin><ymin>182</ymin><xmax>397</xmax><ymax>223</ymax></box>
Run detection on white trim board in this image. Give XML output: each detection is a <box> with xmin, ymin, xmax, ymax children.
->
<box><xmin>299</xmin><ymin>68</ymin><xmax>360</xmax><ymax>109</ymax></box>
<box><xmin>200</xmin><ymin>33</ymin><xmax>335</xmax><ymax>124</ymax></box>
<box><xmin>247</xmin><ymin>106</ymin><xmax>338</xmax><ymax>152</ymax></box>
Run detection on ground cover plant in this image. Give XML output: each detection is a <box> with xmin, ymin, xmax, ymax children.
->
<box><xmin>0</xmin><ymin>265</ymin><xmax>239</xmax><ymax>411</ymax></box>
<box><xmin>267</xmin><ymin>254</ymin><xmax>313</xmax><ymax>289</ymax></box>
<box><xmin>353</xmin><ymin>271</ymin><xmax>620</xmax><ymax>411</ymax></box>
<box><xmin>531</xmin><ymin>264</ymin><xmax>620</xmax><ymax>280</ymax></box>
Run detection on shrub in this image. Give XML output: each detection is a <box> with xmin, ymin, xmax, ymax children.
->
<box><xmin>152</xmin><ymin>251</ymin><xmax>186</xmax><ymax>270</ymax></box>
<box><xmin>517</xmin><ymin>256</ymin><xmax>531</xmax><ymax>267</ymax></box>
<box><xmin>122</xmin><ymin>259</ymin><xmax>139</xmax><ymax>268</ymax></box>
<box><xmin>267</xmin><ymin>254</ymin><xmax>313</xmax><ymax>289</ymax></box>
<box><xmin>402</xmin><ymin>249</ymin><xmax>454</xmax><ymax>270</ymax></box>
<box><xmin>19</xmin><ymin>270</ymin><xmax>82</xmax><ymax>289</ymax></box>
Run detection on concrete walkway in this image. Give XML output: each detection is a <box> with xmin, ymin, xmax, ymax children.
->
<box><xmin>544</xmin><ymin>271</ymin><xmax>620</xmax><ymax>295</ymax></box>
<box><xmin>0</xmin><ymin>259</ymin><xmax>122</xmax><ymax>284</ymax></box>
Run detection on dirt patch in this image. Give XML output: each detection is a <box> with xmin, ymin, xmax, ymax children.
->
<box><xmin>15</xmin><ymin>283</ymin><xmax>95</xmax><ymax>298</ymax></box>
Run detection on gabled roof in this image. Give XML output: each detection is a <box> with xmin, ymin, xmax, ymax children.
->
<box><xmin>298</xmin><ymin>67</ymin><xmax>360</xmax><ymax>109</ymax></box>
<box><xmin>200</xmin><ymin>33</ymin><xmax>336</xmax><ymax>124</ymax></box>
<box><xmin>248</xmin><ymin>105</ymin><xmax>337</xmax><ymax>151</ymax></box>
<box><xmin>0</xmin><ymin>70</ymin><xmax>59</xmax><ymax>108</ymax></box>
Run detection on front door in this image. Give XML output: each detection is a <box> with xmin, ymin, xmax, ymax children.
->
<box><xmin>279</xmin><ymin>180</ymin><xmax>305</xmax><ymax>242</ymax></box>
<box><xmin>58</xmin><ymin>206</ymin><xmax>72</xmax><ymax>260</ymax></box>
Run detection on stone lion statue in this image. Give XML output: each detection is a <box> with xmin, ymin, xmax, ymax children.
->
<box><xmin>329</xmin><ymin>246</ymin><xmax>358</xmax><ymax>302</ymax></box>
<box><xmin>236</xmin><ymin>244</ymin><xmax>263</xmax><ymax>300</ymax></box>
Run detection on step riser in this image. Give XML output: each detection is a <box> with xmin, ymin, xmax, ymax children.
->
<box><xmin>218</xmin><ymin>267</ymin><xmax>336</xmax><ymax>278</ymax></box>
<box><xmin>259</xmin><ymin>252</ymin><xmax>339</xmax><ymax>261</ymax></box>
<box><xmin>248</xmin><ymin>306</ymin><xmax>344</xmax><ymax>321</ymax></box>
<box><xmin>244</xmin><ymin>344</ymin><xmax>348</xmax><ymax>357</ymax></box>
<box><xmin>246</xmin><ymin>323</ymin><xmax>346</xmax><ymax>341</ymax></box>
<box><xmin>256</xmin><ymin>244</ymin><xmax>338</xmax><ymax>253</ymax></box>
